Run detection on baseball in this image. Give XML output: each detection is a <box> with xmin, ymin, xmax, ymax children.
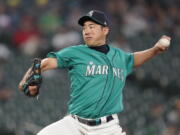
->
<box><xmin>158</xmin><ymin>38</ymin><xmax>170</xmax><ymax>47</ymax></box>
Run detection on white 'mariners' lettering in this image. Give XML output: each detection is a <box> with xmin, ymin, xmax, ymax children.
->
<box><xmin>113</xmin><ymin>67</ymin><xmax>124</xmax><ymax>81</ymax></box>
<box><xmin>86</xmin><ymin>65</ymin><xmax>95</xmax><ymax>76</ymax></box>
<box><xmin>113</xmin><ymin>68</ymin><xmax>117</xmax><ymax>77</ymax></box>
<box><xmin>102</xmin><ymin>65</ymin><xmax>108</xmax><ymax>75</ymax></box>
<box><xmin>95</xmin><ymin>65</ymin><xmax>101</xmax><ymax>74</ymax></box>
<box><xmin>118</xmin><ymin>69</ymin><xmax>124</xmax><ymax>81</ymax></box>
<box><xmin>85</xmin><ymin>63</ymin><xmax>124</xmax><ymax>80</ymax></box>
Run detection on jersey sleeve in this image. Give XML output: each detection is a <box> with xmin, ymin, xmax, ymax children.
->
<box><xmin>116</xmin><ymin>48</ymin><xmax>134</xmax><ymax>76</ymax></box>
<box><xmin>47</xmin><ymin>47</ymin><xmax>73</xmax><ymax>69</ymax></box>
<box><xmin>124</xmin><ymin>52</ymin><xmax>134</xmax><ymax>75</ymax></box>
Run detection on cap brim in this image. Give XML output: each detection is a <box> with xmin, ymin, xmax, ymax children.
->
<box><xmin>78</xmin><ymin>16</ymin><xmax>106</xmax><ymax>26</ymax></box>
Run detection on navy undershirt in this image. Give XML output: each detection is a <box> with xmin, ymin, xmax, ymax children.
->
<box><xmin>89</xmin><ymin>44</ymin><xmax>109</xmax><ymax>54</ymax></box>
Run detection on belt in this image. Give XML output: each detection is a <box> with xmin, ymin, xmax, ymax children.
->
<box><xmin>71</xmin><ymin>115</ymin><xmax>114</xmax><ymax>126</ymax></box>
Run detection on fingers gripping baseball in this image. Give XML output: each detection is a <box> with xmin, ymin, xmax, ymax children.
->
<box><xmin>154</xmin><ymin>35</ymin><xmax>171</xmax><ymax>53</ymax></box>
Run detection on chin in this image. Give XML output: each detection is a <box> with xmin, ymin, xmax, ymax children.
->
<box><xmin>85</xmin><ymin>42</ymin><xmax>98</xmax><ymax>47</ymax></box>
<box><xmin>85</xmin><ymin>41</ymin><xmax>96</xmax><ymax>47</ymax></box>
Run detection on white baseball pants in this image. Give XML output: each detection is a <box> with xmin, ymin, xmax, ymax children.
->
<box><xmin>37</xmin><ymin>114</ymin><xmax>126</xmax><ymax>135</ymax></box>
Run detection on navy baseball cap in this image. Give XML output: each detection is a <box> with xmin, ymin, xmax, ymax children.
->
<box><xmin>78</xmin><ymin>10</ymin><xmax>109</xmax><ymax>27</ymax></box>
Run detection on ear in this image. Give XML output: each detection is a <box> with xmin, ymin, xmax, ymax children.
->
<box><xmin>103</xmin><ymin>27</ymin><xmax>109</xmax><ymax>36</ymax></box>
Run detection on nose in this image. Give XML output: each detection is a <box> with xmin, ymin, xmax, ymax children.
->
<box><xmin>83</xmin><ymin>27</ymin><xmax>91</xmax><ymax>36</ymax></box>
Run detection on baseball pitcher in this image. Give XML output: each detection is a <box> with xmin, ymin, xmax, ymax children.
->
<box><xmin>18</xmin><ymin>10</ymin><xmax>171</xmax><ymax>135</ymax></box>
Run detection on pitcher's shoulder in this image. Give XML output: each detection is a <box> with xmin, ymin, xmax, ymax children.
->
<box><xmin>68</xmin><ymin>44</ymin><xmax>89</xmax><ymax>51</ymax></box>
<box><xmin>109</xmin><ymin>45</ymin><xmax>124</xmax><ymax>52</ymax></box>
<box><xmin>70</xmin><ymin>44</ymin><xmax>87</xmax><ymax>49</ymax></box>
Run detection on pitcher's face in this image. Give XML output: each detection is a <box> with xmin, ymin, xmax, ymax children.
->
<box><xmin>82</xmin><ymin>21</ymin><xmax>109</xmax><ymax>47</ymax></box>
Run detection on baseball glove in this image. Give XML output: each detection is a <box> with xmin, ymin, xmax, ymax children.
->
<box><xmin>22</xmin><ymin>58</ymin><xmax>42</xmax><ymax>97</ymax></box>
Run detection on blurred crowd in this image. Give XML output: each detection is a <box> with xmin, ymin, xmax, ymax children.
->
<box><xmin>0</xmin><ymin>0</ymin><xmax>180</xmax><ymax>57</ymax></box>
<box><xmin>0</xmin><ymin>0</ymin><xmax>180</xmax><ymax>135</ymax></box>
<box><xmin>135</xmin><ymin>98</ymin><xmax>180</xmax><ymax>135</ymax></box>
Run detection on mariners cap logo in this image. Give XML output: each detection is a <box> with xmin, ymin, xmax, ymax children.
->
<box><xmin>88</xmin><ymin>11</ymin><xmax>94</xmax><ymax>17</ymax></box>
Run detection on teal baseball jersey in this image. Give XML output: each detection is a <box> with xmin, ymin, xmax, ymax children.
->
<box><xmin>47</xmin><ymin>44</ymin><xmax>134</xmax><ymax>119</ymax></box>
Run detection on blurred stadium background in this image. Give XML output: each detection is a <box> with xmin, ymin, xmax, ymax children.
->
<box><xmin>0</xmin><ymin>0</ymin><xmax>180</xmax><ymax>135</ymax></box>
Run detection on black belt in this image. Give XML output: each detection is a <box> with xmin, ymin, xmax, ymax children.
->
<box><xmin>71</xmin><ymin>115</ymin><xmax>114</xmax><ymax>126</ymax></box>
